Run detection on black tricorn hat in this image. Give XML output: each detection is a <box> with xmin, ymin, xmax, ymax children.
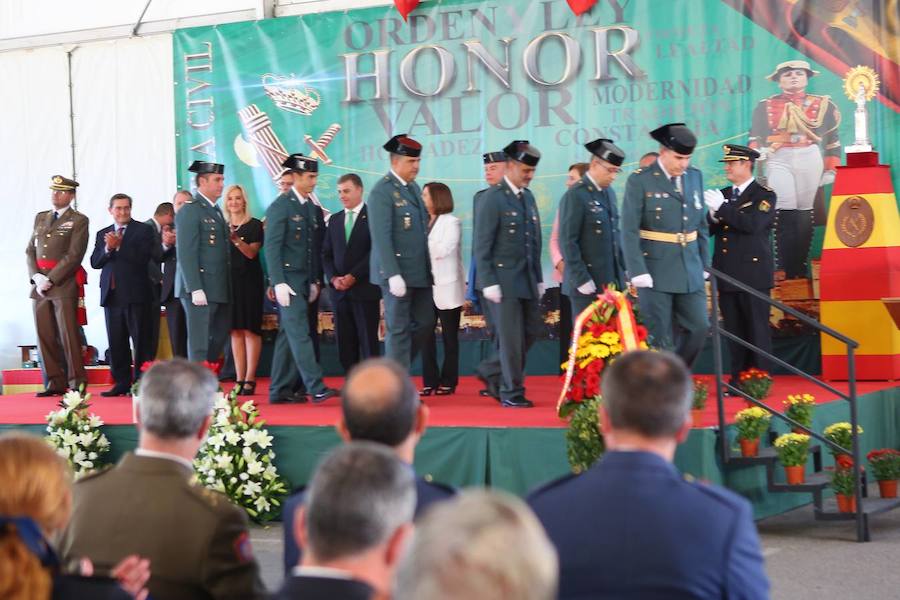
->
<box><xmin>281</xmin><ymin>153</ymin><xmax>319</xmax><ymax>173</ymax></box>
<box><xmin>584</xmin><ymin>139</ymin><xmax>625</xmax><ymax>167</ymax></box>
<box><xmin>383</xmin><ymin>134</ymin><xmax>422</xmax><ymax>158</ymax></box>
<box><xmin>188</xmin><ymin>161</ymin><xmax>225</xmax><ymax>175</ymax></box>
<box><xmin>502</xmin><ymin>140</ymin><xmax>541</xmax><ymax>167</ymax></box>
<box><xmin>650</xmin><ymin>123</ymin><xmax>697</xmax><ymax>155</ymax></box>
<box><xmin>719</xmin><ymin>144</ymin><xmax>760</xmax><ymax>162</ymax></box>
<box><xmin>482</xmin><ymin>151</ymin><xmax>507</xmax><ymax>164</ymax></box>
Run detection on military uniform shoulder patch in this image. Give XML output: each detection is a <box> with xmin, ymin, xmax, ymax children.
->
<box><xmin>232</xmin><ymin>530</ymin><xmax>255</xmax><ymax>564</ymax></box>
<box><xmin>759</xmin><ymin>200</ymin><xmax>771</xmax><ymax>212</ymax></box>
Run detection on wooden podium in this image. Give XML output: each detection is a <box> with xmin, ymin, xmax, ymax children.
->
<box><xmin>820</xmin><ymin>152</ymin><xmax>900</xmax><ymax>380</ymax></box>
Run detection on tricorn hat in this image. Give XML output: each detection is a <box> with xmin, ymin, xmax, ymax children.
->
<box><xmin>584</xmin><ymin>139</ymin><xmax>625</xmax><ymax>167</ymax></box>
<box><xmin>383</xmin><ymin>134</ymin><xmax>422</xmax><ymax>158</ymax></box>
<box><xmin>650</xmin><ymin>123</ymin><xmax>697</xmax><ymax>155</ymax></box>
<box><xmin>502</xmin><ymin>140</ymin><xmax>541</xmax><ymax>167</ymax></box>
<box><xmin>281</xmin><ymin>153</ymin><xmax>319</xmax><ymax>173</ymax></box>
<box><xmin>482</xmin><ymin>151</ymin><xmax>507</xmax><ymax>164</ymax></box>
<box><xmin>188</xmin><ymin>161</ymin><xmax>225</xmax><ymax>175</ymax></box>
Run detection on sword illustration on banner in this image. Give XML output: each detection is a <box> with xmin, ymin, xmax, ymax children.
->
<box><xmin>304</xmin><ymin>124</ymin><xmax>341</xmax><ymax>164</ymax></box>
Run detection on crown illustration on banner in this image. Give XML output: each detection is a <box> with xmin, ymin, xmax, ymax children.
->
<box><xmin>262</xmin><ymin>73</ymin><xmax>321</xmax><ymax>116</ymax></box>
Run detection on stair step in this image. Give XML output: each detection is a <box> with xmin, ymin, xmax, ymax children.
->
<box><xmin>770</xmin><ymin>470</ymin><xmax>830</xmax><ymax>492</ymax></box>
<box><xmin>728</xmin><ymin>444</ymin><xmax>822</xmax><ymax>468</ymax></box>
<box><xmin>815</xmin><ymin>496</ymin><xmax>900</xmax><ymax>521</ymax></box>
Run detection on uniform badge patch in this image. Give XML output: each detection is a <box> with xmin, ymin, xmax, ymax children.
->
<box><xmin>233</xmin><ymin>531</ymin><xmax>254</xmax><ymax>563</ymax></box>
<box><xmin>759</xmin><ymin>200</ymin><xmax>771</xmax><ymax>212</ymax></box>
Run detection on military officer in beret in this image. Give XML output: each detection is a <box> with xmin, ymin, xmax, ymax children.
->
<box><xmin>559</xmin><ymin>138</ymin><xmax>627</xmax><ymax>321</ymax></box>
<box><xmin>26</xmin><ymin>175</ymin><xmax>90</xmax><ymax>395</ymax></box>
<box><xmin>704</xmin><ymin>144</ymin><xmax>776</xmax><ymax>388</ymax></box>
<box><xmin>266</xmin><ymin>154</ymin><xmax>338</xmax><ymax>404</ymax></box>
<box><xmin>368</xmin><ymin>134</ymin><xmax>435</xmax><ymax>369</ymax></box>
<box><xmin>175</xmin><ymin>161</ymin><xmax>231</xmax><ymax>362</ymax></box>
<box><xmin>468</xmin><ymin>151</ymin><xmax>507</xmax><ymax>400</ymax></box>
<box><xmin>473</xmin><ymin>140</ymin><xmax>544</xmax><ymax>408</ymax></box>
<box><xmin>622</xmin><ymin>123</ymin><xmax>710</xmax><ymax>367</ymax></box>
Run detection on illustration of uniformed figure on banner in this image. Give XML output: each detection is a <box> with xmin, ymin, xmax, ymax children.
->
<box><xmin>749</xmin><ymin>59</ymin><xmax>841</xmax><ymax>280</ymax></box>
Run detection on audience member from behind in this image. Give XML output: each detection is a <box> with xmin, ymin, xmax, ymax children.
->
<box><xmin>395</xmin><ymin>490</ymin><xmax>557</xmax><ymax>600</ymax></box>
<box><xmin>282</xmin><ymin>357</ymin><xmax>455</xmax><ymax>572</ymax></box>
<box><xmin>274</xmin><ymin>442</ymin><xmax>416</xmax><ymax>600</ymax></box>
<box><xmin>57</xmin><ymin>359</ymin><xmax>266</xmax><ymax>600</ymax></box>
<box><xmin>528</xmin><ymin>350</ymin><xmax>769</xmax><ymax>599</ymax></box>
<box><xmin>0</xmin><ymin>432</ymin><xmax>149</xmax><ymax>600</ymax></box>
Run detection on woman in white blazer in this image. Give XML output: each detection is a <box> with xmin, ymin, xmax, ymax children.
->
<box><xmin>421</xmin><ymin>182</ymin><xmax>465</xmax><ymax>396</ymax></box>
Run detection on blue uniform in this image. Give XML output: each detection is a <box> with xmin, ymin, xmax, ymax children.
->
<box><xmin>528</xmin><ymin>451</ymin><xmax>770</xmax><ymax>600</ymax></box>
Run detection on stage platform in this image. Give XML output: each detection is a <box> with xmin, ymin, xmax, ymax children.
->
<box><xmin>1</xmin><ymin>375</ymin><xmax>897</xmax><ymax>520</ymax></box>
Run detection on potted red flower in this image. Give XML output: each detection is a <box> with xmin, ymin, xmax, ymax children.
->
<box><xmin>867</xmin><ymin>449</ymin><xmax>900</xmax><ymax>498</ymax></box>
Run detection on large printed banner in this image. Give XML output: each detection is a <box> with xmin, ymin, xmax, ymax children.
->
<box><xmin>173</xmin><ymin>0</ymin><xmax>900</xmax><ymax>335</ymax></box>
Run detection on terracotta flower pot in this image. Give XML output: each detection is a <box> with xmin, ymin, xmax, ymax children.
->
<box><xmin>739</xmin><ymin>438</ymin><xmax>760</xmax><ymax>458</ymax></box>
<box><xmin>791</xmin><ymin>427</ymin><xmax>806</xmax><ymax>434</ymax></box>
<box><xmin>691</xmin><ymin>409</ymin><xmax>704</xmax><ymax>428</ymax></box>
<box><xmin>784</xmin><ymin>464</ymin><xmax>805</xmax><ymax>484</ymax></box>
<box><xmin>836</xmin><ymin>494</ymin><xmax>857</xmax><ymax>513</ymax></box>
<box><xmin>877</xmin><ymin>479</ymin><xmax>898</xmax><ymax>499</ymax></box>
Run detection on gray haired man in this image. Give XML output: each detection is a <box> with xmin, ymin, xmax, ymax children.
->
<box><xmin>58</xmin><ymin>359</ymin><xmax>266</xmax><ymax>600</ymax></box>
<box><xmin>275</xmin><ymin>441</ymin><xmax>416</xmax><ymax>600</ymax></box>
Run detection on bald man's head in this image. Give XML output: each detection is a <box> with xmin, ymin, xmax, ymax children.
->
<box><xmin>341</xmin><ymin>358</ymin><xmax>420</xmax><ymax>447</ymax></box>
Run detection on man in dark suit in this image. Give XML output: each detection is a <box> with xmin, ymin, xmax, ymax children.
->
<box><xmin>159</xmin><ymin>191</ymin><xmax>190</xmax><ymax>358</ymax></box>
<box><xmin>90</xmin><ymin>194</ymin><xmax>159</xmax><ymax>396</ymax></box>
<box><xmin>282</xmin><ymin>357</ymin><xmax>455</xmax><ymax>574</ymax></box>
<box><xmin>528</xmin><ymin>350</ymin><xmax>769</xmax><ymax>599</ymax></box>
<box><xmin>322</xmin><ymin>173</ymin><xmax>381</xmax><ymax>372</ymax></box>
<box><xmin>58</xmin><ymin>359</ymin><xmax>266</xmax><ymax>600</ymax></box>
<box><xmin>145</xmin><ymin>202</ymin><xmax>176</xmax><ymax>361</ymax></box>
<box><xmin>705</xmin><ymin>144</ymin><xmax>777</xmax><ymax>387</ymax></box>
<box><xmin>473</xmin><ymin>140</ymin><xmax>544</xmax><ymax>408</ymax></box>
<box><xmin>275</xmin><ymin>442</ymin><xmax>415</xmax><ymax>600</ymax></box>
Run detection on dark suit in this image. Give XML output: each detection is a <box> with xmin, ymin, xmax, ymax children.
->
<box><xmin>145</xmin><ymin>218</ymin><xmax>175</xmax><ymax>360</ymax></box>
<box><xmin>90</xmin><ymin>220</ymin><xmax>158</xmax><ymax>389</ymax></box>
<box><xmin>272</xmin><ymin>574</ymin><xmax>374</xmax><ymax>600</ymax></box>
<box><xmin>528</xmin><ymin>451</ymin><xmax>769</xmax><ymax>600</ymax></box>
<box><xmin>282</xmin><ymin>473</ymin><xmax>455</xmax><ymax>574</ymax></box>
<box><xmin>53</xmin><ymin>574</ymin><xmax>132</xmax><ymax>599</ymax></box>
<box><xmin>160</xmin><ymin>227</ymin><xmax>187</xmax><ymax>358</ymax></box>
<box><xmin>322</xmin><ymin>205</ymin><xmax>381</xmax><ymax>372</ymax></box>
<box><xmin>58</xmin><ymin>453</ymin><xmax>266</xmax><ymax>600</ymax></box>
<box><xmin>708</xmin><ymin>180</ymin><xmax>776</xmax><ymax>380</ymax></box>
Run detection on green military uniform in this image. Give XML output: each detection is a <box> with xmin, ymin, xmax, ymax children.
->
<box><xmin>176</xmin><ymin>163</ymin><xmax>231</xmax><ymax>362</ymax></box>
<box><xmin>57</xmin><ymin>453</ymin><xmax>266</xmax><ymax>600</ymax></box>
<box><xmin>266</xmin><ymin>184</ymin><xmax>329</xmax><ymax>400</ymax></box>
<box><xmin>368</xmin><ymin>135</ymin><xmax>434</xmax><ymax>369</ymax></box>
<box><xmin>621</xmin><ymin>126</ymin><xmax>710</xmax><ymax>367</ymax></box>
<box><xmin>473</xmin><ymin>141</ymin><xmax>543</xmax><ymax>407</ymax></box>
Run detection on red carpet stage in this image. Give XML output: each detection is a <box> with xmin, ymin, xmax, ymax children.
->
<box><xmin>0</xmin><ymin>375</ymin><xmax>893</xmax><ymax>428</ymax></box>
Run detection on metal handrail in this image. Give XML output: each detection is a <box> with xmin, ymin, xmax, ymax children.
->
<box><xmin>707</xmin><ymin>267</ymin><xmax>865</xmax><ymax>542</ymax></box>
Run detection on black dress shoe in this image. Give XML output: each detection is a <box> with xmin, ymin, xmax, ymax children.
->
<box><xmin>475</xmin><ymin>373</ymin><xmax>501</xmax><ymax>400</ymax></box>
<box><xmin>500</xmin><ymin>397</ymin><xmax>534</xmax><ymax>408</ymax></box>
<box><xmin>270</xmin><ymin>391</ymin><xmax>307</xmax><ymax>404</ymax></box>
<box><xmin>312</xmin><ymin>388</ymin><xmax>339</xmax><ymax>404</ymax></box>
<box><xmin>420</xmin><ymin>387</ymin><xmax>434</xmax><ymax>396</ymax></box>
<box><xmin>435</xmin><ymin>386</ymin><xmax>455</xmax><ymax>396</ymax></box>
<box><xmin>239</xmin><ymin>381</ymin><xmax>257</xmax><ymax>396</ymax></box>
<box><xmin>100</xmin><ymin>386</ymin><xmax>130</xmax><ymax>397</ymax></box>
<box><xmin>35</xmin><ymin>389</ymin><xmax>65</xmax><ymax>397</ymax></box>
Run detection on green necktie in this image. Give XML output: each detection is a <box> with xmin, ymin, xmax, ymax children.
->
<box><xmin>345</xmin><ymin>210</ymin><xmax>354</xmax><ymax>242</ymax></box>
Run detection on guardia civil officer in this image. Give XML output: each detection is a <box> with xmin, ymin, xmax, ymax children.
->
<box><xmin>704</xmin><ymin>144</ymin><xmax>776</xmax><ymax>387</ymax></box>
<box><xmin>266</xmin><ymin>153</ymin><xmax>337</xmax><ymax>404</ymax></box>
<box><xmin>473</xmin><ymin>140</ymin><xmax>544</xmax><ymax>408</ymax></box>
<box><xmin>559</xmin><ymin>138</ymin><xmax>626</xmax><ymax>321</ymax></box>
<box><xmin>175</xmin><ymin>161</ymin><xmax>231</xmax><ymax>362</ymax></box>
<box><xmin>367</xmin><ymin>134</ymin><xmax>435</xmax><ymax>370</ymax></box>
<box><xmin>621</xmin><ymin>123</ymin><xmax>710</xmax><ymax>367</ymax></box>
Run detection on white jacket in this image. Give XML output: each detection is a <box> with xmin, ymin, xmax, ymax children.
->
<box><xmin>428</xmin><ymin>213</ymin><xmax>465</xmax><ymax>310</ymax></box>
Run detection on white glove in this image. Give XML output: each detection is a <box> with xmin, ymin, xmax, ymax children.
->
<box><xmin>275</xmin><ymin>283</ymin><xmax>296</xmax><ymax>308</ymax></box>
<box><xmin>631</xmin><ymin>274</ymin><xmax>654</xmax><ymax>289</ymax></box>
<box><xmin>704</xmin><ymin>189</ymin><xmax>726</xmax><ymax>212</ymax></box>
<box><xmin>483</xmin><ymin>284</ymin><xmax>502</xmax><ymax>304</ymax></box>
<box><xmin>537</xmin><ymin>282</ymin><xmax>545</xmax><ymax>297</ymax></box>
<box><xmin>757</xmin><ymin>147</ymin><xmax>771</xmax><ymax>161</ymax></box>
<box><xmin>191</xmin><ymin>289</ymin><xmax>208</xmax><ymax>306</ymax></box>
<box><xmin>308</xmin><ymin>283</ymin><xmax>319</xmax><ymax>304</ymax></box>
<box><xmin>388</xmin><ymin>274</ymin><xmax>407</xmax><ymax>298</ymax></box>
<box><xmin>819</xmin><ymin>170</ymin><xmax>836</xmax><ymax>187</ymax></box>
<box><xmin>704</xmin><ymin>271</ymin><xmax>710</xmax><ymax>280</ymax></box>
<box><xmin>577</xmin><ymin>280</ymin><xmax>597</xmax><ymax>295</ymax></box>
<box><xmin>32</xmin><ymin>273</ymin><xmax>52</xmax><ymax>293</ymax></box>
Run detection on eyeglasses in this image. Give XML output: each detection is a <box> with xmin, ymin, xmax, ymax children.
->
<box><xmin>599</xmin><ymin>163</ymin><xmax>622</xmax><ymax>174</ymax></box>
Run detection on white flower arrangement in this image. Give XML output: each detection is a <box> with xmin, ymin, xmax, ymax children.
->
<box><xmin>45</xmin><ymin>388</ymin><xmax>111</xmax><ymax>477</ymax></box>
<box><xmin>194</xmin><ymin>390</ymin><xmax>288</xmax><ymax>522</ymax></box>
